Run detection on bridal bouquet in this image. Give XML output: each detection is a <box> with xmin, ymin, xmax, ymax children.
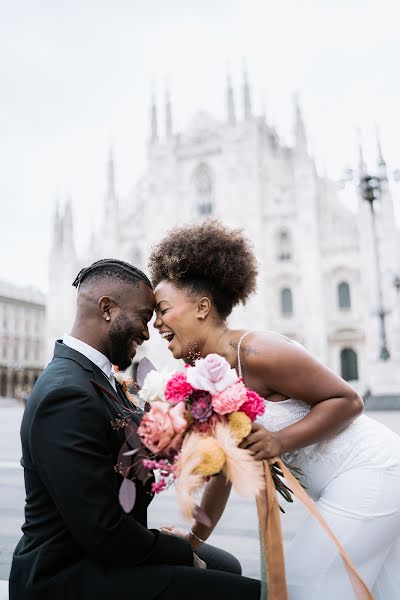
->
<box><xmin>135</xmin><ymin>354</ymin><xmax>266</xmax><ymax>520</ymax></box>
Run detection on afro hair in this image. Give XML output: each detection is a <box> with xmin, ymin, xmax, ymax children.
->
<box><xmin>148</xmin><ymin>219</ymin><xmax>258</xmax><ymax>319</ymax></box>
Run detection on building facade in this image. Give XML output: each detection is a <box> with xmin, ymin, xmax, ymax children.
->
<box><xmin>47</xmin><ymin>73</ymin><xmax>400</xmax><ymax>396</ymax></box>
<box><xmin>0</xmin><ymin>281</ymin><xmax>46</xmax><ymax>399</ymax></box>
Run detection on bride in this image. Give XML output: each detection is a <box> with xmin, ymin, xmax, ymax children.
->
<box><xmin>148</xmin><ymin>219</ymin><xmax>400</xmax><ymax>599</ymax></box>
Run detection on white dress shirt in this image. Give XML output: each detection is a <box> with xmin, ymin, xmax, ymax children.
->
<box><xmin>63</xmin><ymin>334</ymin><xmax>116</xmax><ymax>391</ymax></box>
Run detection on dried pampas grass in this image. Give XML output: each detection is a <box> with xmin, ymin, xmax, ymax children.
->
<box><xmin>175</xmin><ymin>432</ymin><xmax>208</xmax><ymax>520</ymax></box>
<box><xmin>175</xmin><ymin>423</ymin><xmax>265</xmax><ymax>521</ymax></box>
<box><xmin>214</xmin><ymin>422</ymin><xmax>265</xmax><ymax>497</ymax></box>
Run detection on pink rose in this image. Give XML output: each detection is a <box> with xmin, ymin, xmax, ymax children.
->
<box><xmin>186</xmin><ymin>354</ymin><xmax>238</xmax><ymax>395</ymax></box>
<box><xmin>165</xmin><ymin>372</ymin><xmax>193</xmax><ymax>404</ymax></box>
<box><xmin>138</xmin><ymin>401</ymin><xmax>188</xmax><ymax>455</ymax></box>
<box><xmin>240</xmin><ymin>389</ymin><xmax>265</xmax><ymax>421</ymax></box>
<box><xmin>211</xmin><ymin>381</ymin><xmax>248</xmax><ymax>415</ymax></box>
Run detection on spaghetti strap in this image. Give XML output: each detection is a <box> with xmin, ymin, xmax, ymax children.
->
<box><xmin>237</xmin><ymin>331</ymin><xmax>254</xmax><ymax>378</ymax></box>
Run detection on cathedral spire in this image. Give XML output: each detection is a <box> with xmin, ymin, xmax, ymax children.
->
<box><xmin>226</xmin><ymin>65</ymin><xmax>236</xmax><ymax>124</ymax></box>
<box><xmin>51</xmin><ymin>196</ymin><xmax>62</xmax><ymax>249</ymax></box>
<box><xmin>63</xmin><ymin>195</ymin><xmax>75</xmax><ymax>251</ymax></box>
<box><xmin>375</xmin><ymin>123</ymin><xmax>387</xmax><ymax>179</ymax></box>
<box><xmin>165</xmin><ymin>86</ymin><xmax>173</xmax><ymax>139</ymax></box>
<box><xmin>260</xmin><ymin>92</ymin><xmax>266</xmax><ymax>122</ymax></box>
<box><xmin>356</xmin><ymin>128</ymin><xmax>367</xmax><ymax>174</ymax></box>
<box><xmin>105</xmin><ymin>147</ymin><xmax>118</xmax><ymax>218</ymax></box>
<box><xmin>242</xmin><ymin>64</ymin><xmax>252</xmax><ymax>119</ymax></box>
<box><xmin>150</xmin><ymin>90</ymin><xmax>158</xmax><ymax>143</ymax></box>
<box><xmin>293</xmin><ymin>93</ymin><xmax>307</xmax><ymax>153</ymax></box>
<box><xmin>107</xmin><ymin>146</ymin><xmax>115</xmax><ymax>198</ymax></box>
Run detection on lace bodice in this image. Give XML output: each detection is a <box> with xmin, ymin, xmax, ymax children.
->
<box><xmin>237</xmin><ymin>332</ymin><xmax>400</xmax><ymax>500</ymax></box>
<box><xmin>256</xmin><ymin>399</ymin><xmax>400</xmax><ymax>499</ymax></box>
<box><xmin>256</xmin><ymin>398</ymin><xmax>310</xmax><ymax>466</ymax></box>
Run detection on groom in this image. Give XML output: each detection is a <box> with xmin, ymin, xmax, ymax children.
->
<box><xmin>10</xmin><ymin>259</ymin><xmax>260</xmax><ymax>600</ymax></box>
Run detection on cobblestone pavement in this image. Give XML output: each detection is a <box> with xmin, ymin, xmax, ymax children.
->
<box><xmin>1</xmin><ymin>401</ymin><xmax>400</xmax><ymax>589</ymax></box>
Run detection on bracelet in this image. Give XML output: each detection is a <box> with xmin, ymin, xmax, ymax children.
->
<box><xmin>189</xmin><ymin>528</ymin><xmax>206</xmax><ymax>545</ymax></box>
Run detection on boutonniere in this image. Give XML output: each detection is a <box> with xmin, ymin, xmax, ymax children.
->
<box><xmin>113</xmin><ymin>366</ymin><xmax>143</xmax><ymax>408</ymax></box>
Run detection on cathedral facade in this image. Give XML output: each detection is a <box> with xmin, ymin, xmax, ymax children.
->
<box><xmin>48</xmin><ymin>74</ymin><xmax>400</xmax><ymax>397</ymax></box>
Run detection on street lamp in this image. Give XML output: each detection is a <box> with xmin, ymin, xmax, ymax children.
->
<box><xmin>359</xmin><ymin>174</ymin><xmax>390</xmax><ymax>361</ymax></box>
<box><xmin>394</xmin><ymin>275</ymin><xmax>400</xmax><ymax>294</ymax></box>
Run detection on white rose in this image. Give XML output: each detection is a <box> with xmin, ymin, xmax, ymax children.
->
<box><xmin>186</xmin><ymin>354</ymin><xmax>239</xmax><ymax>395</ymax></box>
<box><xmin>112</xmin><ymin>368</ymin><xmax>128</xmax><ymax>385</ymax></box>
<box><xmin>139</xmin><ymin>369</ymin><xmax>175</xmax><ymax>403</ymax></box>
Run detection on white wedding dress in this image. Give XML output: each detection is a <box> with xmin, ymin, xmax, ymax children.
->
<box><xmin>237</xmin><ymin>336</ymin><xmax>400</xmax><ymax>599</ymax></box>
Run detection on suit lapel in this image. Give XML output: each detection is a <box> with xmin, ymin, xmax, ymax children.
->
<box><xmin>54</xmin><ymin>340</ymin><xmax>142</xmax><ymax>423</ymax></box>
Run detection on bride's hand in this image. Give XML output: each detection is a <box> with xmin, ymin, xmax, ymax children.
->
<box><xmin>161</xmin><ymin>525</ymin><xmax>205</xmax><ymax>550</ymax></box>
<box><xmin>240</xmin><ymin>423</ymin><xmax>283</xmax><ymax>459</ymax></box>
<box><xmin>160</xmin><ymin>525</ymin><xmax>188</xmax><ymax>540</ymax></box>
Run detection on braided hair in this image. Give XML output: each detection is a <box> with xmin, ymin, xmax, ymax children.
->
<box><xmin>72</xmin><ymin>259</ymin><xmax>152</xmax><ymax>290</ymax></box>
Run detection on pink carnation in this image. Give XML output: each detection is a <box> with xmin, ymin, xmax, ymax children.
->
<box><xmin>211</xmin><ymin>381</ymin><xmax>248</xmax><ymax>415</ymax></box>
<box><xmin>165</xmin><ymin>372</ymin><xmax>193</xmax><ymax>404</ymax></box>
<box><xmin>240</xmin><ymin>389</ymin><xmax>265</xmax><ymax>421</ymax></box>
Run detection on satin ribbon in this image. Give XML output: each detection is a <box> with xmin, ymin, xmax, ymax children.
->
<box><xmin>256</xmin><ymin>457</ymin><xmax>374</xmax><ymax>600</ymax></box>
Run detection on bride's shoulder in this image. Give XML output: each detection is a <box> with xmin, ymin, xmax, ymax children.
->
<box><xmin>235</xmin><ymin>330</ymin><xmax>300</xmax><ymax>352</ymax></box>
<box><xmin>231</xmin><ymin>330</ymin><xmax>305</xmax><ymax>371</ymax></box>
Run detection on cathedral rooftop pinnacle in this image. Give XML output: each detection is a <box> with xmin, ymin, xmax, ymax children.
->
<box><xmin>104</xmin><ymin>147</ymin><xmax>118</xmax><ymax>219</ymax></box>
<box><xmin>374</xmin><ymin>123</ymin><xmax>388</xmax><ymax>182</ymax></box>
<box><xmin>242</xmin><ymin>64</ymin><xmax>252</xmax><ymax>120</ymax></box>
<box><xmin>165</xmin><ymin>85</ymin><xmax>173</xmax><ymax>139</ymax></box>
<box><xmin>356</xmin><ymin>128</ymin><xmax>367</xmax><ymax>174</ymax></box>
<box><xmin>375</xmin><ymin>123</ymin><xmax>386</xmax><ymax>166</ymax></box>
<box><xmin>293</xmin><ymin>93</ymin><xmax>307</xmax><ymax>153</ymax></box>
<box><xmin>107</xmin><ymin>146</ymin><xmax>116</xmax><ymax>197</ymax></box>
<box><xmin>226</xmin><ymin>63</ymin><xmax>236</xmax><ymax>125</ymax></box>
<box><xmin>150</xmin><ymin>90</ymin><xmax>158</xmax><ymax>143</ymax></box>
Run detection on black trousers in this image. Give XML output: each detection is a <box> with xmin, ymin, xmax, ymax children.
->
<box><xmin>156</xmin><ymin>542</ymin><xmax>261</xmax><ymax>599</ymax></box>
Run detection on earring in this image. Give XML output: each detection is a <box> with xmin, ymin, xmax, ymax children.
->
<box><xmin>187</xmin><ymin>344</ymin><xmax>201</xmax><ymax>365</ymax></box>
<box><xmin>105</xmin><ymin>315</ymin><xmax>111</xmax><ymax>321</ymax></box>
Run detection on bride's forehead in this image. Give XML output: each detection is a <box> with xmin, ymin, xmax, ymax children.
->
<box><xmin>154</xmin><ymin>281</ymin><xmax>190</xmax><ymax>304</ymax></box>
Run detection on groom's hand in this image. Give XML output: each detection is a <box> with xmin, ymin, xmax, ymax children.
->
<box><xmin>240</xmin><ymin>423</ymin><xmax>283</xmax><ymax>459</ymax></box>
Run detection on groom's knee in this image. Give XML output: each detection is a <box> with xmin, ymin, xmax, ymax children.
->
<box><xmin>196</xmin><ymin>544</ymin><xmax>242</xmax><ymax>575</ymax></box>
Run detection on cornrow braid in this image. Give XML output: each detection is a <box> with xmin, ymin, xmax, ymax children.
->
<box><xmin>72</xmin><ymin>258</ymin><xmax>152</xmax><ymax>290</ymax></box>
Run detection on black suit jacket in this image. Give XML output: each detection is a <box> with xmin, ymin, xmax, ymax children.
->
<box><xmin>10</xmin><ymin>342</ymin><xmax>193</xmax><ymax>600</ymax></box>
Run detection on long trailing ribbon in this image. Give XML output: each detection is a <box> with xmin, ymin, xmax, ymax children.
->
<box><xmin>256</xmin><ymin>457</ymin><xmax>374</xmax><ymax>600</ymax></box>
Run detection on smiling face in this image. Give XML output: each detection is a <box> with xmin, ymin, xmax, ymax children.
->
<box><xmin>154</xmin><ymin>280</ymin><xmax>208</xmax><ymax>361</ymax></box>
<box><xmin>106</xmin><ymin>282</ymin><xmax>155</xmax><ymax>370</ymax></box>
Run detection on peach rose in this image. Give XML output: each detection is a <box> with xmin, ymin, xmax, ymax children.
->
<box><xmin>138</xmin><ymin>401</ymin><xmax>189</xmax><ymax>455</ymax></box>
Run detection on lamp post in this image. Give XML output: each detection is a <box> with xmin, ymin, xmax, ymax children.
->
<box><xmin>359</xmin><ymin>174</ymin><xmax>390</xmax><ymax>361</ymax></box>
<box><xmin>394</xmin><ymin>275</ymin><xmax>400</xmax><ymax>295</ymax></box>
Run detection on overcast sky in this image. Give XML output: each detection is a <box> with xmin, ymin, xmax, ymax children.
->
<box><xmin>1</xmin><ymin>0</ymin><xmax>399</xmax><ymax>292</ymax></box>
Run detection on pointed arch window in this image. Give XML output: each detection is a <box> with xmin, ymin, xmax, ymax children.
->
<box><xmin>340</xmin><ymin>348</ymin><xmax>358</xmax><ymax>381</ymax></box>
<box><xmin>338</xmin><ymin>281</ymin><xmax>351</xmax><ymax>310</ymax></box>
<box><xmin>194</xmin><ymin>163</ymin><xmax>214</xmax><ymax>216</ymax></box>
<box><xmin>281</xmin><ymin>287</ymin><xmax>293</xmax><ymax>316</ymax></box>
<box><xmin>0</xmin><ymin>371</ymin><xmax>7</xmax><ymax>397</ymax></box>
<box><xmin>276</xmin><ymin>228</ymin><xmax>292</xmax><ymax>261</ymax></box>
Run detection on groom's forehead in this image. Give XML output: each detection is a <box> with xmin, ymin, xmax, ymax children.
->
<box><xmin>121</xmin><ymin>282</ymin><xmax>155</xmax><ymax>311</ymax></box>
